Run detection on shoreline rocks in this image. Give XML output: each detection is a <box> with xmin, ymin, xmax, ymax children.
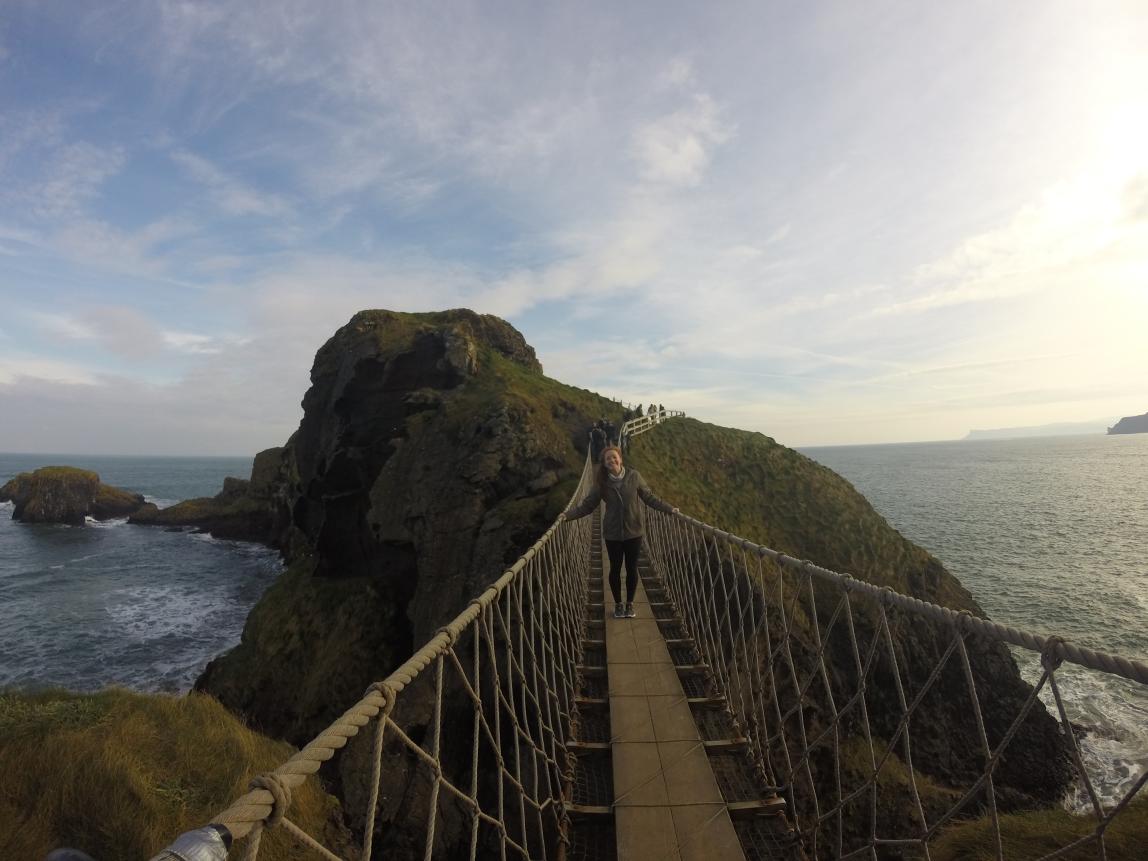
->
<box><xmin>129</xmin><ymin>446</ymin><xmax>302</xmax><ymax>553</ymax></box>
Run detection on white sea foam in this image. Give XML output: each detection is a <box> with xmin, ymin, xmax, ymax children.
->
<box><xmin>86</xmin><ymin>516</ymin><xmax>129</xmax><ymax>528</ymax></box>
<box><xmin>104</xmin><ymin>584</ymin><xmax>222</xmax><ymax>641</ymax></box>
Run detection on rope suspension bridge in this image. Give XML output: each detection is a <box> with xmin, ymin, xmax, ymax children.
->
<box><xmin>157</xmin><ymin>410</ymin><xmax>1148</xmax><ymax>861</ymax></box>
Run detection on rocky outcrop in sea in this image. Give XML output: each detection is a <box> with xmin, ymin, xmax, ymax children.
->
<box><xmin>0</xmin><ymin>466</ymin><xmax>146</xmax><ymax>525</ymax></box>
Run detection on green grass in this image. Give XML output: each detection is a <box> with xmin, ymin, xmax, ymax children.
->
<box><xmin>0</xmin><ymin>688</ymin><xmax>349</xmax><ymax>860</ymax></box>
<box><xmin>932</xmin><ymin>797</ymin><xmax>1148</xmax><ymax>860</ymax></box>
<box><xmin>627</xmin><ymin>417</ymin><xmax>977</xmax><ymax>610</ymax></box>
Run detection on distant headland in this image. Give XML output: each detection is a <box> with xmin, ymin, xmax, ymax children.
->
<box><xmin>1108</xmin><ymin>411</ymin><xmax>1148</xmax><ymax>435</ymax></box>
<box><xmin>963</xmin><ymin>419</ymin><xmax>1112</xmax><ymax>441</ymax></box>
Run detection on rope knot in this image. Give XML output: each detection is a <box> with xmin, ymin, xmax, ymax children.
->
<box><xmin>249</xmin><ymin>772</ymin><xmax>292</xmax><ymax>828</ymax></box>
<box><xmin>436</xmin><ymin>625</ymin><xmax>457</xmax><ymax>646</ymax></box>
<box><xmin>954</xmin><ymin>609</ymin><xmax>975</xmax><ymax>634</ymax></box>
<box><xmin>879</xmin><ymin>586</ymin><xmax>895</xmax><ymax>606</ymax></box>
<box><xmin>364</xmin><ymin>680</ymin><xmax>398</xmax><ymax>715</ymax></box>
<box><xmin>1041</xmin><ymin>635</ymin><xmax>1067</xmax><ymax>672</ymax></box>
<box><xmin>840</xmin><ymin>573</ymin><xmax>855</xmax><ymax>592</ymax></box>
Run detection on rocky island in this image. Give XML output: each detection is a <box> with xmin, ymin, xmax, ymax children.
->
<box><xmin>0</xmin><ymin>465</ymin><xmax>146</xmax><ymax>525</ymax></box>
<box><xmin>1108</xmin><ymin>411</ymin><xmax>1148</xmax><ymax>434</ymax></box>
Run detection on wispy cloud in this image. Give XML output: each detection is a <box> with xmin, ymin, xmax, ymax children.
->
<box><xmin>0</xmin><ymin>356</ymin><xmax>101</xmax><ymax>386</ymax></box>
<box><xmin>632</xmin><ymin>93</ymin><xmax>731</xmax><ymax>187</ymax></box>
<box><xmin>0</xmin><ymin>108</ymin><xmax>125</xmax><ymax>220</ymax></box>
<box><xmin>171</xmin><ymin>150</ymin><xmax>291</xmax><ymax>217</ymax></box>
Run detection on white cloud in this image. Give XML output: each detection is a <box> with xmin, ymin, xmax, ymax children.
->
<box><xmin>0</xmin><ymin>117</ymin><xmax>125</xmax><ymax>221</ymax></box>
<box><xmin>0</xmin><ymin>357</ymin><xmax>101</xmax><ymax>386</ymax></box>
<box><xmin>47</xmin><ymin>217</ymin><xmax>198</xmax><ymax>283</ymax></box>
<box><xmin>171</xmin><ymin>150</ymin><xmax>291</xmax><ymax>217</ymax></box>
<box><xmin>28</xmin><ymin>311</ymin><xmax>98</xmax><ymax>341</ymax></box>
<box><xmin>162</xmin><ymin>331</ymin><xmax>238</xmax><ymax>354</ymax></box>
<box><xmin>632</xmin><ymin>94</ymin><xmax>731</xmax><ymax>187</ymax></box>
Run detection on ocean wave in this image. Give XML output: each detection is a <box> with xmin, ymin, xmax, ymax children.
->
<box><xmin>85</xmin><ymin>516</ymin><xmax>129</xmax><ymax>528</ymax></box>
<box><xmin>104</xmin><ymin>584</ymin><xmax>224</xmax><ymax>641</ymax></box>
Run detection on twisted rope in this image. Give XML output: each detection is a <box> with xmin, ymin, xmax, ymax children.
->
<box><xmin>203</xmin><ymin>415</ymin><xmax>646</xmax><ymax>858</ymax></box>
<box><xmin>643</xmin><ymin>505</ymin><xmax>1148</xmax><ymax>858</ymax></box>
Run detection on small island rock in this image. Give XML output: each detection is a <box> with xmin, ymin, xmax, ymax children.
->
<box><xmin>0</xmin><ymin>466</ymin><xmax>146</xmax><ymax>525</ymax></box>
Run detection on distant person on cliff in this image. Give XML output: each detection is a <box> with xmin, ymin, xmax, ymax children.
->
<box><xmin>562</xmin><ymin>446</ymin><xmax>677</xmax><ymax>618</ymax></box>
<box><xmin>589</xmin><ymin>421</ymin><xmax>607</xmax><ymax>462</ymax></box>
<box><xmin>602</xmin><ymin>419</ymin><xmax>617</xmax><ymax>446</ymax></box>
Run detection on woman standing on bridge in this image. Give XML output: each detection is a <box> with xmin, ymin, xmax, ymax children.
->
<box><xmin>563</xmin><ymin>446</ymin><xmax>678</xmax><ymax>618</ymax></box>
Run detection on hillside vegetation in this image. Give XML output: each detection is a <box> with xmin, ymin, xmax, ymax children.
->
<box><xmin>628</xmin><ymin>417</ymin><xmax>975</xmax><ymax>609</ymax></box>
<box><xmin>0</xmin><ymin>689</ymin><xmax>349</xmax><ymax>860</ymax></box>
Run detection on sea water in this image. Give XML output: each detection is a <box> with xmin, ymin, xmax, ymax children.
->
<box><xmin>802</xmin><ymin>433</ymin><xmax>1148</xmax><ymax>808</ymax></box>
<box><xmin>0</xmin><ymin>453</ymin><xmax>282</xmax><ymax>693</ymax></box>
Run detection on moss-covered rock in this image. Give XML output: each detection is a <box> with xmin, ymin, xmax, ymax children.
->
<box><xmin>0</xmin><ymin>466</ymin><xmax>145</xmax><ymax>524</ymax></box>
<box><xmin>197</xmin><ymin>312</ymin><xmax>619</xmax><ymax>737</ymax></box>
<box><xmin>130</xmin><ymin>446</ymin><xmax>303</xmax><ymax>551</ymax></box>
<box><xmin>195</xmin><ymin>310</ymin><xmax>622</xmax><ymax>854</ymax></box>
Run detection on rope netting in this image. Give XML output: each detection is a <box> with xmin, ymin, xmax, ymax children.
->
<box><xmin>200</xmin><ymin>452</ymin><xmax>601</xmax><ymax>860</ymax></box>
<box><xmin>643</xmin><ymin>509</ymin><xmax>1148</xmax><ymax>860</ymax></box>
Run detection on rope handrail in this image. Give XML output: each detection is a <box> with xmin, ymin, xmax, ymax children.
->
<box><xmin>195</xmin><ymin>463</ymin><xmax>598</xmax><ymax>858</ymax></box>
<box><xmin>644</xmin><ymin>505</ymin><xmax>1148</xmax><ymax>858</ymax></box>
<box><xmin>671</xmin><ymin>514</ymin><xmax>1148</xmax><ymax>687</ymax></box>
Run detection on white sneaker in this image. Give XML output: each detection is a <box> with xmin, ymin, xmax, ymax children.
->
<box><xmin>613</xmin><ymin>602</ymin><xmax>625</xmax><ymax>618</ymax></box>
<box><xmin>624</xmin><ymin>602</ymin><xmax>636</xmax><ymax>618</ymax></box>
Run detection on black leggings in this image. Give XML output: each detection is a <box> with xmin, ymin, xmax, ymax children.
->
<box><xmin>605</xmin><ymin>537</ymin><xmax>642</xmax><ymax>604</ymax></box>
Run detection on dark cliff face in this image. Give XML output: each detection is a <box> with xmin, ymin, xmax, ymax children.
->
<box><xmin>196</xmin><ymin>310</ymin><xmax>615</xmax><ymax>746</ymax></box>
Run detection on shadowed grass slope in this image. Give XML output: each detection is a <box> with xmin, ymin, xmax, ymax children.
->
<box><xmin>0</xmin><ymin>689</ymin><xmax>350</xmax><ymax>861</ymax></box>
<box><xmin>628</xmin><ymin>416</ymin><xmax>975</xmax><ymax>609</ymax></box>
<box><xmin>932</xmin><ymin>797</ymin><xmax>1148</xmax><ymax>860</ymax></box>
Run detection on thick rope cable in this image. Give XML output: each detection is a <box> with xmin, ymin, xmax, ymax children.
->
<box><xmin>643</xmin><ymin>500</ymin><xmax>1148</xmax><ymax>858</ymax></box>
<box><xmin>210</xmin><ymin>470</ymin><xmax>595</xmax><ymax>849</ymax></box>
<box><xmin>666</xmin><ymin>514</ymin><xmax>1148</xmax><ymax>686</ymax></box>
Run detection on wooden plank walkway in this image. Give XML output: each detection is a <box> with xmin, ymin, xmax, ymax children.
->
<box><xmin>603</xmin><ymin>554</ymin><xmax>746</xmax><ymax>861</ymax></box>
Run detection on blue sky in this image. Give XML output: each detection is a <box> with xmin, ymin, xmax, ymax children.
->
<box><xmin>1</xmin><ymin>1</ymin><xmax>1145</xmax><ymax>455</ymax></box>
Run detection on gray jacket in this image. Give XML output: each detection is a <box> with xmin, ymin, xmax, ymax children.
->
<box><xmin>565</xmin><ymin>468</ymin><xmax>673</xmax><ymax>540</ymax></box>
